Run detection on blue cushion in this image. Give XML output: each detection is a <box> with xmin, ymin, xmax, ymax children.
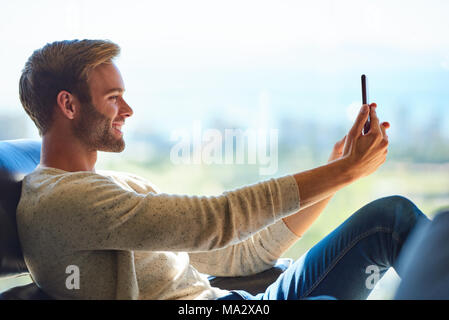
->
<box><xmin>0</xmin><ymin>139</ymin><xmax>41</xmax><ymax>279</ymax></box>
<box><xmin>0</xmin><ymin>140</ymin><xmax>41</xmax><ymax>175</ymax></box>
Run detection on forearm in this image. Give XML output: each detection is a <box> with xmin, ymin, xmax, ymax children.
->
<box><xmin>189</xmin><ymin>220</ymin><xmax>299</xmax><ymax>276</ymax></box>
<box><xmin>282</xmin><ymin>194</ymin><xmax>334</xmax><ymax>237</ymax></box>
<box><xmin>190</xmin><ymin>157</ymin><xmax>354</xmax><ymax>271</ymax></box>
<box><xmin>293</xmin><ymin>157</ymin><xmax>354</xmax><ymax>209</ymax></box>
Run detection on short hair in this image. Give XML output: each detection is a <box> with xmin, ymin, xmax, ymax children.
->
<box><xmin>19</xmin><ymin>39</ymin><xmax>120</xmax><ymax>135</ymax></box>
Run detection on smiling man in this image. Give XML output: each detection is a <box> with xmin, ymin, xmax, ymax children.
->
<box><xmin>73</xmin><ymin>63</ymin><xmax>129</xmax><ymax>152</ymax></box>
<box><xmin>16</xmin><ymin>39</ymin><xmax>428</xmax><ymax>300</ymax></box>
<box><xmin>21</xmin><ymin>44</ymin><xmax>132</xmax><ymax>171</ymax></box>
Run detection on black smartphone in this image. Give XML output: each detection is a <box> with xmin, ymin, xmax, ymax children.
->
<box><xmin>361</xmin><ymin>74</ymin><xmax>370</xmax><ymax>134</ymax></box>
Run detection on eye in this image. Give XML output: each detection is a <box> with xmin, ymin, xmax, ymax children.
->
<box><xmin>109</xmin><ymin>96</ymin><xmax>119</xmax><ymax>102</ymax></box>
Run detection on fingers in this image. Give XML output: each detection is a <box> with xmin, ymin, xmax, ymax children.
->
<box><xmin>380</xmin><ymin>122</ymin><xmax>390</xmax><ymax>141</ymax></box>
<box><xmin>381</xmin><ymin>121</ymin><xmax>390</xmax><ymax>129</ymax></box>
<box><xmin>336</xmin><ymin>135</ymin><xmax>347</xmax><ymax>146</ymax></box>
<box><xmin>334</xmin><ymin>135</ymin><xmax>346</xmax><ymax>152</ymax></box>
<box><xmin>366</xmin><ymin>104</ymin><xmax>390</xmax><ymax>144</ymax></box>
<box><xmin>349</xmin><ymin>104</ymin><xmax>370</xmax><ymax>138</ymax></box>
<box><xmin>328</xmin><ymin>135</ymin><xmax>348</xmax><ymax>162</ymax></box>
<box><xmin>368</xmin><ymin>103</ymin><xmax>380</xmax><ymax>133</ymax></box>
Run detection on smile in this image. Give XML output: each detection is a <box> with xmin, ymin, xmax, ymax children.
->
<box><xmin>112</xmin><ymin>122</ymin><xmax>124</xmax><ymax>135</ymax></box>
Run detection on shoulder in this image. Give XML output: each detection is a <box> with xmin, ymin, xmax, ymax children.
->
<box><xmin>96</xmin><ymin>169</ymin><xmax>160</xmax><ymax>194</ymax></box>
<box><xmin>19</xmin><ymin>168</ymin><xmax>144</xmax><ymax>222</ymax></box>
<box><xmin>23</xmin><ymin>167</ymin><xmax>116</xmax><ymax>190</ymax></box>
<box><xmin>18</xmin><ymin>168</ymin><xmax>126</xmax><ymax>232</ymax></box>
<box><xmin>21</xmin><ymin>168</ymin><xmax>121</xmax><ymax>204</ymax></box>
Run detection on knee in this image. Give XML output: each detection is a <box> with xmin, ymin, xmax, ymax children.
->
<box><xmin>368</xmin><ymin>195</ymin><xmax>427</xmax><ymax>231</ymax></box>
<box><xmin>377</xmin><ymin>195</ymin><xmax>420</xmax><ymax>215</ymax></box>
<box><xmin>354</xmin><ymin>195</ymin><xmax>423</xmax><ymax>225</ymax></box>
<box><xmin>376</xmin><ymin>195</ymin><xmax>415</xmax><ymax>210</ymax></box>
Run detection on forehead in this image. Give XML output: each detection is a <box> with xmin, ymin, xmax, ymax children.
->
<box><xmin>87</xmin><ymin>63</ymin><xmax>124</xmax><ymax>94</ymax></box>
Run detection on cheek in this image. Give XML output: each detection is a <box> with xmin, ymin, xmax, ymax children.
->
<box><xmin>109</xmin><ymin>104</ymin><xmax>120</xmax><ymax>118</ymax></box>
<box><xmin>97</xmin><ymin>102</ymin><xmax>119</xmax><ymax>120</ymax></box>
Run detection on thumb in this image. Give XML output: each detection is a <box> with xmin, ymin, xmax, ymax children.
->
<box><xmin>336</xmin><ymin>135</ymin><xmax>347</xmax><ymax>148</ymax></box>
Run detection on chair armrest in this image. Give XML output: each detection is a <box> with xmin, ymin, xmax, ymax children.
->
<box><xmin>208</xmin><ymin>258</ymin><xmax>292</xmax><ymax>295</ymax></box>
<box><xmin>1</xmin><ymin>258</ymin><xmax>294</xmax><ymax>299</ymax></box>
<box><xmin>0</xmin><ymin>282</ymin><xmax>52</xmax><ymax>300</ymax></box>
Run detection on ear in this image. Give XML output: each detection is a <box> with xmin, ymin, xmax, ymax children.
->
<box><xmin>55</xmin><ymin>90</ymin><xmax>78</xmax><ymax>120</ymax></box>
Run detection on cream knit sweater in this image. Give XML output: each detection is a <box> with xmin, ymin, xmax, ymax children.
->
<box><xmin>17</xmin><ymin>166</ymin><xmax>301</xmax><ymax>300</ymax></box>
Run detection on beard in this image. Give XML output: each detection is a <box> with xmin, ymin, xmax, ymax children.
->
<box><xmin>72</xmin><ymin>101</ymin><xmax>125</xmax><ymax>153</ymax></box>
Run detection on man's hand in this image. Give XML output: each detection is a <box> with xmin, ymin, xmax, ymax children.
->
<box><xmin>292</xmin><ymin>102</ymin><xmax>390</xmax><ymax>210</ymax></box>
<box><xmin>342</xmin><ymin>103</ymin><xmax>390</xmax><ymax>179</ymax></box>
<box><xmin>328</xmin><ymin>135</ymin><xmax>347</xmax><ymax>163</ymax></box>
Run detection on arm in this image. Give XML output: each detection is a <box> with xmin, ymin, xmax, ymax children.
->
<box><xmin>189</xmin><ymin>138</ymin><xmax>346</xmax><ymax>275</ymax></box>
<box><xmin>283</xmin><ymin>196</ymin><xmax>334</xmax><ymax>237</ymax></box>
<box><xmin>42</xmin><ymin>172</ymin><xmax>301</xmax><ymax>253</ymax></box>
<box><xmin>282</xmin><ymin>135</ymin><xmax>347</xmax><ymax>237</ymax></box>
<box><xmin>45</xmin><ymin>105</ymin><xmax>387</xmax><ymax>254</ymax></box>
<box><xmin>191</xmin><ymin>105</ymin><xmax>390</xmax><ymax>274</ymax></box>
<box><xmin>189</xmin><ymin>219</ymin><xmax>299</xmax><ymax>276</ymax></box>
<box><xmin>284</xmin><ymin>104</ymin><xmax>390</xmax><ymax>236</ymax></box>
<box><xmin>190</xmin><ymin>195</ymin><xmax>334</xmax><ymax>277</ymax></box>
<box><xmin>289</xmin><ymin>104</ymin><xmax>388</xmax><ymax>210</ymax></box>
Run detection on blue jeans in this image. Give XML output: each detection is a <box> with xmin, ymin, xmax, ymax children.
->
<box><xmin>217</xmin><ymin>196</ymin><xmax>429</xmax><ymax>300</ymax></box>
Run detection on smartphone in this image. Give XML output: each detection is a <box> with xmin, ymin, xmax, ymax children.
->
<box><xmin>361</xmin><ymin>74</ymin><xmax>370</xmax><ymax>135</ymax></box>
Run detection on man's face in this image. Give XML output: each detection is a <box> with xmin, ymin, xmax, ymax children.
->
<box><xmin>72</xmin><ymin>63</ymin><xmax>133</xmax><ymax>152</ymax></box>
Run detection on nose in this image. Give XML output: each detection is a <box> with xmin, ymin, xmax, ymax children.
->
<box><xmin>120</xmin><ymin>98</ymin><xmax>133</xmax><ymax>118</ymax></box>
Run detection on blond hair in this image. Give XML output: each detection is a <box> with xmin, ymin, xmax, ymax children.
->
<box><xmin>19</xmin><ymin>39</ymin><xmax>120</xmax><ymax>135</ymax></box>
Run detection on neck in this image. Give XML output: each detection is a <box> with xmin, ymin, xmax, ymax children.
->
<box><xmin>40</xmin><ymin>132</ymin><xmax>97</xmax><ymax>172</ymax></box>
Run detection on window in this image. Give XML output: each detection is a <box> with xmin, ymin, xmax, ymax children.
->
<box><xmin>1</xmin><ymin>0</ymin><xmax>449</xmax><ymax>299</ymax></box>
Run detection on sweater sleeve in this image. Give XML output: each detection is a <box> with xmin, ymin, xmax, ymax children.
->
<box><xmin>37</xmin><ymin>171</ymin><xmax>300</xmax><ymax>253</ymax></box>
<box><xmin>189</xmin><ymin>218</ymin><xmax>300</xmax><ymax>276</ymax></box>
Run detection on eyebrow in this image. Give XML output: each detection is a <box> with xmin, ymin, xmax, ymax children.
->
<box><xmin>104</xmin><ymin>88</ymin><xmax>125</xmax><ymax>95</ymax></box>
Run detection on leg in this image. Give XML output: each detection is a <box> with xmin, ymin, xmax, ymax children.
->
<box><xmin>249</xmin><ymin>196</ymin><xmax>429</xmax><ymax>300</ymax></box>
<box><xmin>394</xmin><ymin>210</ymin><xmax>449</xmax><ymax>299</ymax></box>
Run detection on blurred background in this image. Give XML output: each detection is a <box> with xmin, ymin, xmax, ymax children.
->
<box><xmin>1</xmin><ymin>0</ymin><xmax>449</xmax><ymax>299</ymax></box>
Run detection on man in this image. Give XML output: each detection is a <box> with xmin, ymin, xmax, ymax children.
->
<box><xmin>17</xmin><ymin>39</ymin><xmax>428</xmax><ymax>300</ymax></box>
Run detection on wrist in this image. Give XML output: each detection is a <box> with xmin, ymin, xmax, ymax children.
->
<box><xmin>336</xmin><ymin>156</ymin><xmax>359</xmax><ymax>185</ymax></box>
<box><xmin>292</xmin><ymin>156</ymin><xmax>358</xmax><ymax>209</ymax></box>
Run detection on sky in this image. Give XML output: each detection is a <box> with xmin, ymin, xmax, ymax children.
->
<box><xmin>1</xmin><ymin>0</ymin><xmax>449</xmax><ymax>138</ymax></box>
